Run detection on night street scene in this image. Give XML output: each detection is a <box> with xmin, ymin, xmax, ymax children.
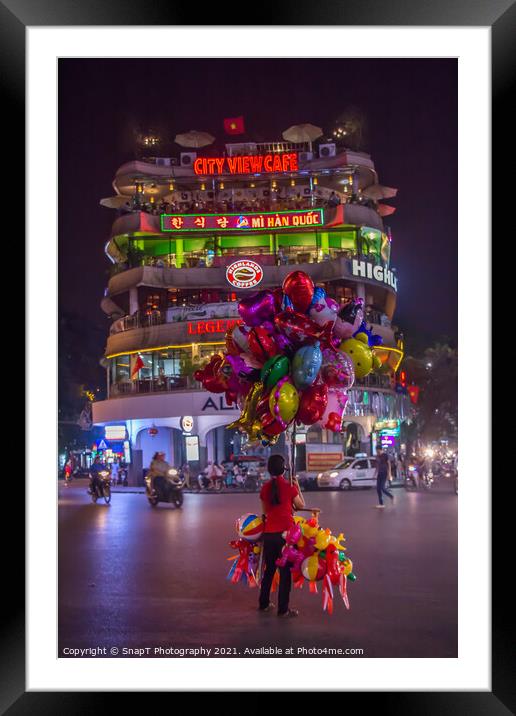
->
<box><xmin>58</xmin><ymin>58</ymin><xmax>458</xmax><ymax>659</ymax></box>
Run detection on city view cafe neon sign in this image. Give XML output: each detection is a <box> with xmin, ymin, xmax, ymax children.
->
<box><xmin>193</xmin><ymin>152</ymin><xmax>299</xmax><ymax>175</ymax></box>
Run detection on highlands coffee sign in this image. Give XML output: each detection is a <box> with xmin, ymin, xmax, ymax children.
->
<box><xmin>161</xmin><ymin>209</ymin><xmax>324</xmax><ymax>233</ymax></box>
<box><xmin>193</xmin><ymin>152</ymin><xmax>299</xmax><ymax>176</ymax></box>
<box><xmin>351</xmin><ymin>259</ymin><xmax>398</xmax><ymax>292</ymax></box>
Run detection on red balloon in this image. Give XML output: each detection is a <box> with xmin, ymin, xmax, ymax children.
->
<box><xmin>261</xmin><ymin>413</ymin><xmax>286</xmax><ymax>436</ymax></box>
<box><xmin>274</xmin><ymin>311</ymin><xmax>322</xmax><ymax>348</ymax></box>
<box><xmin>282</xmin><ymin>271</ymin><xmax>315</xmax><ymax>313</ymax></box>
<box><xmin>272</xmin><ymin>287</ymin><xmax>285</xmax><ymax>313</ymax></box>
<box><xmin>248</xmin><ymin>326</ymin><xmax>278</xmax><ymax>363</ymax></box>
<box><xmin>296</xmin><ymin>383</ymin><xmax>328</xmax><ymax>425</ymax></box>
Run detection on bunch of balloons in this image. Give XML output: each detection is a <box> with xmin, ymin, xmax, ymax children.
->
<box><xmin>279</xmin><ymin>513</ymin><xmax>356</xmax><ymax>614</ymax></box>
<box><xmin>227</xmin><ymin>513</ymin><xmax>264</xmax><ymax>587</ymax></box>
<box><xmin>227</xmin><ymin>512</ymin><xmax>356</xmax><ymax>614</ymax></box>
<box><xmin>195</xmin><ymin>270</ymin><xmax>384</xmax><ymax>443</ymax></box>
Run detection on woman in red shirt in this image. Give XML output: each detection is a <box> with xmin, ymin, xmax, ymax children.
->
<box><xmin>258</xmin><ymin>454</ymin><xmax>305</xmax><ymax>617</ymax></box>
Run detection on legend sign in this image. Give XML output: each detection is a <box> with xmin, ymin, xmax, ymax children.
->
<box><xmin>161</xmin><ymin>209</ymin><xmax>324</xmax><ymax>233</ymax></box>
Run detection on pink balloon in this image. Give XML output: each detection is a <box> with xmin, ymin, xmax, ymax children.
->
<box><xmin>238</xmin><ymin>290</ymin><xmax>276</xmax><ymax>327</ymax></box>
<box><xmin>316</xmin><ymin>387</ymin><xmax>349</xmax><ymax>432</ymax></box>
<box><xmin>321</xmin><ymin>348</ymin><xmax>355</xmax><ymax>389</ymax></box>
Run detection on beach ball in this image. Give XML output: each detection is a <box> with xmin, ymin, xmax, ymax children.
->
<box><xmin>301</xmin><ymin>554</ymin><xmax>327</xmax><ymax>582</ymax></box>
<box><xmin>236</xmin><ymin>513</ymin><xmax>264</xmax><ymax>542</ymax></box>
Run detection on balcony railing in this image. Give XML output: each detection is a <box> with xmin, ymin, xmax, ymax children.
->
<box><xmin>110</xmin><ymin>302</ymin><xmax>240</xmax><ymax>334</ymax></box>
<box><xmin>110</xmin><ymin>247</ymin><xmax>387</xmax><ymax>277</ymax></box>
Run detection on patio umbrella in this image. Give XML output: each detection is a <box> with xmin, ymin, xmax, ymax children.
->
<box><xmin>282</xmin><ymin>123</ymin><xmax>323</xmax><ymax>152</ymax></box>
<box><xmin>376</xmin><ymin>203</ymin><xmax>397</xmax><ymax>217</ymax></box>
<box><xmin>100</xmin><ymin>195</ymin><xmax>133</xmax><ymax>209</ymax></box>
<box><xmin>174</xmin><ymin>130</ymin><xmax>215</xmax><ymax>148</ymax></box>
<box><xmin>362</xmin><ymin>184</ymin><xmax>398</xmax><ymax>201</ymax></box>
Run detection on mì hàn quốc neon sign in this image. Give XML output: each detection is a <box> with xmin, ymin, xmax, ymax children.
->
<box><xmin>193</xmin><ymin>152</ymin><xmax>299</xmax><ymax>176</ymax></box>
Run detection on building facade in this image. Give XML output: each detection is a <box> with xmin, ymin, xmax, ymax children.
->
<box><xmin>92</xmin><ymin>141</ymin><xmax>411</xmax><ymax>481</ymax></box>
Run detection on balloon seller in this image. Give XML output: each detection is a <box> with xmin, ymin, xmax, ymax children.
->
<box><xmin>208</xmin><ymin>271</ymin><xmax>363</xmax><ymax>612</ymax></box>
<box><xmin>258</xmin><ymin>455</ymin><xmax>306</xmax><ymax>618</ymax></box>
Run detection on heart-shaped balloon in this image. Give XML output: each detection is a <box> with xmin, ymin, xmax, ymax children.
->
<box><xmin>296</xmin><ymin>382</ymin><xmax>328</xmax><ymax>425</ymax></box>
<box><xmin>274</xmin><ymin>311</ymin><xmax>323</xmax><ymax>348</ymax></box>
<box><xmin>238</xmin><ymin>290</ymin><xmax>276</xmax><ymax>327</ymax></box>
<box><xmin>248</xmin><ymin>327</ymin><xmax>279</xmax><ymax>364</ymax></box>
<box><xmin>316</xmin><ymin>387</ymin><xmax>349</xmax><ymax>432</ymax></box>
<box><xmin>282</xmin><ymin>271</ymin><xmax>315</xmax><ymax>313</ymax></box>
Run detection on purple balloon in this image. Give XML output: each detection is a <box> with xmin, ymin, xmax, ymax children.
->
<box><xmin>238</xmin><ymin>290</ymin><xmax>276</xmax><ymax>327</ymax></box>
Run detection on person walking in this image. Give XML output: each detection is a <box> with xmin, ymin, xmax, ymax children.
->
<box><xmin>374</xmin><ymin>447</ymin><xmax>394</xmax><ymax>508</ymax></box>
<box><xmin>64</xmin><ymin>459</ymin><xmax>72</xmax><ymax>487</ymax></box>
<box><xmin>258</xmin><ymin>454</ymin><xmax>305</xmax><ymax>618</ymax></box>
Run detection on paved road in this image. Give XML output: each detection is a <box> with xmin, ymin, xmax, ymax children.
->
<box><xmin>59</xmin><ymin>480</ymin><xmax>457</xmax><ymax>658</ymax></box>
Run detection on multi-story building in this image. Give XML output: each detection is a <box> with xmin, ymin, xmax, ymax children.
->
<box><xmin>92</xmin><ymin>140</ymin><xmax>411</xmax><ymax>481</ymax></box>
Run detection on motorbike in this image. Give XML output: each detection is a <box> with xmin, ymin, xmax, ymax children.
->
<box><xmin>191</xmin><ymin>470</ymin><xmax>224</xmax><ymax>492</ymax></box>
<box><xmin>88</xmin><ymin>469</ymin><xmax>112</xmax><ymax>504</ymax></box>
<box><xmin>404</xmin><ymin>463</ymin><xmax>420</xmax><ymax>490</ymax></box>
<box><xmin>145</xmin><ymin>468</ymin><xmax>185</xmax><ymax>507</ymax></box>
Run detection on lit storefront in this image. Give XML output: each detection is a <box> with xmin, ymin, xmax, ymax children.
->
<box><xmin>93</xmin><ymin>140</ymin><xmax>410</xmax><ymax>483</ymax></box>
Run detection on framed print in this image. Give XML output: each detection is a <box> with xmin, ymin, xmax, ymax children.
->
<box><xmin>3</xmin><ymin>0</ymin><xmax>511</xmax><ymax>709</ymax></box>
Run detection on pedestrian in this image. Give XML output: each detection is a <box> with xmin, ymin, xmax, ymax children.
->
<box><xmin>110</xmin><ymin>459</ymin><xmax>119</xmax><ymax>485</ymax></box>
<box><xmin>258</xmin><ymin>454</ymin><xmax>305</xmax><ymax>618</ymax></box>
<box><xmin>181</xmin><ymin>463</ymin><xmax>191</xmax><ymax>488</ymax></box>
<box><xmin>374</xmin><ymin>448</ymin><xmax>394</xmax><ymax>508</ymax></box>
<box><xmin>64</xmin><ymin>459</ymin><xmax>72</xmax><ymax>487</ymax></box>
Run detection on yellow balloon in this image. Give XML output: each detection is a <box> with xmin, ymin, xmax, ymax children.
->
<box><xmin>340</xmin><ymin>338</ymin><xmax>373</xmax><ymax>378</ymax></box>
<box><xmin>269</xmin><ymin>380</ymin><xmax>299</xmax><ymax>423</ymax></box>
<box><xmin>315</xmin><ymin>528</ymin><xmax>331</xmax><ymax>551</ymax></box>
<box><xmin>341</xmin><ymin>558</ymin><xmax>353</xmax><ymax>576</ymax></box>
<box><xmin>227</xmin><ymin>382</ymin><xmax>264</xmax><ymax>433</ymax></box>
<box><xmin>330</xmin><ymin>532</ymin><xmax>346</xmax><ymax>551</ymax></box>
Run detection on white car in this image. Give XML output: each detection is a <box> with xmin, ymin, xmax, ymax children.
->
<box><xmin>317</xmin><ymin>457</ymin><xmax>378</xmax><ymax>490</ymax></box>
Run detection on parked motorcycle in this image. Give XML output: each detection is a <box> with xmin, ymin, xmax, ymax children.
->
<box><xmin>145</xmin><ymin>468</ymin><xmax>185</xmax><ymax>507</ymax></box>
<box><xmin>88</xmin><ymin>469</ymin><xmax>112</xmax><ymax>504</ymax></box>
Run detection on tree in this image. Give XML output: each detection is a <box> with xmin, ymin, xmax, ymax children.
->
<box><xmin>403</xmin><ymin>343</ymin><xmax>458</xmax><ymax>443</ymax></box>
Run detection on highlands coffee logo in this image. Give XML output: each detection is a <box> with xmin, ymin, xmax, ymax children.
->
<box><xmin>351</xmin><ymin>259</ymin><xmax>398</xmax><ymax>292</ymax></box>
<box><xmin>226</xmin><ymin>260</ymin><xmax>263</xmax><ymax>289</ymax></box>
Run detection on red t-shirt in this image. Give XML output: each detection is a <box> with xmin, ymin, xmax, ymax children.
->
<box><xmin>260</xmin><ymin>476</ymin><xmax>299</xmax><ymax>533</ymax></box>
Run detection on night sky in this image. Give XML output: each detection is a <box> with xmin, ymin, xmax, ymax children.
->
<box><xmin>58</xmin><ymin>59</ymin><xmax>457</xmax><ymax>351</ymax></box>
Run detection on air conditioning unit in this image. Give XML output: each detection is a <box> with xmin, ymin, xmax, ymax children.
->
<box><xmin>299</xmin><ymin>151</ymin><xmax>313</xmax><ymax>162</ymax></box>
<box><xmin>319</xmin><ymin>143</ymin><xmax>336</xmax><ymax>158</ymax></box>
<box><xmin>180</xmin><ymin>152</ymin><xmax>197</xmax><ymax>167</ymax></box>
<box><xmin>155</xmin><ymin>157</ymin><xmax>171</xmax><ymax>167</ymax></box>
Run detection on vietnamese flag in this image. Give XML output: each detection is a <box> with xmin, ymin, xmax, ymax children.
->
<box><xmin>130</xmin><ymin>353</ymin><xmax>144</xmax><ymax>378</ymax></box>
<box><xmin>224</xmin><ymin>116</ymin><xmax>245</xmax><ymax>135</ymax></box>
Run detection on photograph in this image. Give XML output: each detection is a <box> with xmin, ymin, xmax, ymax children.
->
<box><xmin>57</xmin><ymin>57</ymin><xmax>459</xmax><ymax>660</ymax></box>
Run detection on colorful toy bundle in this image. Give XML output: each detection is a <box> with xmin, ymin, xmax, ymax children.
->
<box><xmin>195</xmin><ymin>270</ymin><xmax>383</xmax><ymax>444</ymax></box>
<box><xmin>228</xmin><ymin>512</ymin><xmax>357</xmax><ymax>614</ymax></box>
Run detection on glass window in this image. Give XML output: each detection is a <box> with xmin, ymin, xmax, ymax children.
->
<box><xmin>353</xmin><ymin>459</ymin><xmax>369</xmax><ymax>470</ymax></box>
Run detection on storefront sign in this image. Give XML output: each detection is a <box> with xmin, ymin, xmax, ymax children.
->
<box><xmin>351</xmin><ymin>259</ymin><xmax>398</xmax><ymax>292</ymax></box>
<box><xmin>193</xmin><ymin>152</ymin><xmax>299</xmax><ymax>176</ymax></box>
<box><xmin>307</xmin><ymin>452</ymin><xmax>343</xmax><ymax>471</ymax></box>
<box><xmin>185</xmin><ymin>435</ymin><xmax>200</xmax><ymax>462</ymax></box>
<box><xmin>161</xmin><ymin>208</ymin><xmax>324</xmax><ymax>232</ymax></box>
<box><xmin>226</xmin><ymin>260</ymin><xmax>263</xmax><ymax>289</ymax></box>
<box><xmin>105</xmin><ymin>425</ymin><xmax>127</xmax><ymax>441</ymax></box>
<box><xmin>187</xmin><ymin>318</ymin><xmax>242</xmax><ymax>335</ymax></box>
<box><xmin>181</xmin><ymin>416</ymin><xmax>194</xmax><ymax>433</ymax></box>
<box><xmin>201</xmin><ymin>396</ymin><xmax>235</xmax><ymax>412</ymax></box>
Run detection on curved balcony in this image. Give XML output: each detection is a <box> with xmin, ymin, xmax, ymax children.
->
<box><xmin>106</xmin><ymin>255</ymin><xmax>398</xmax><ymax>303</ymax></box>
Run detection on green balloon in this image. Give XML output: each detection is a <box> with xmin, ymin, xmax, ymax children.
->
<box><xmin>319</xmin><ymin>550</ymin><xmax>326</xmax><ymax>559</ymax></box>
<box><xmin>260</xmin><ymin>354</ymin><xmax>290</xmax><ymax>391</ymax></box>
<box><xmin>348</xmin><ymin>573</ymin><xmax>357</xmax><ymax>582</ymax></box>
<box><xmin>338</xmin><ymin>551</ymin><xmax>346</xmax><ymax>562</ymax></box>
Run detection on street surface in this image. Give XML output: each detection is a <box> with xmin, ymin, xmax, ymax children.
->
<box><xmin>59</xmin><ymin>479</ymin><xmax>457</xmax><ymax>658</ymax></box>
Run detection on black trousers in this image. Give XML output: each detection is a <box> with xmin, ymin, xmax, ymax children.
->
<box><xmin>376</xmin><ymin>472</ymin><xmax>393</xmax><ymax>505</ymax></box>
<box><xmin>258</xmin><ymin>532</ymin><xmax>292</xmax><ymax>615</ymax></box>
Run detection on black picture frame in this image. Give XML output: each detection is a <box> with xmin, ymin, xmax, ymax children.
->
<box><xmin>6</xmin><ymin>0</ymin><xmax>510</xmax><ymax>709</ymax></box>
